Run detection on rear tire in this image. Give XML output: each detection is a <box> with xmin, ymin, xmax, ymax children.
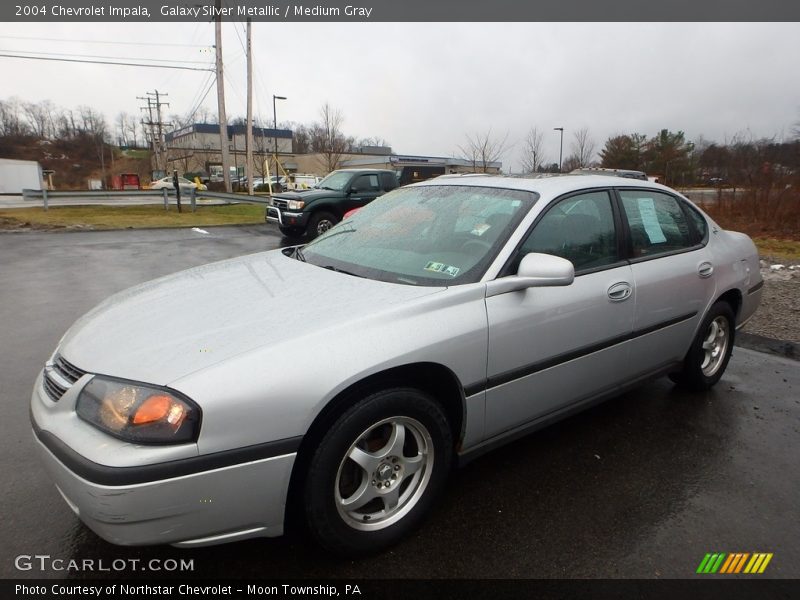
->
<box><xmin>670</xmin><ymin>301</ymin><xmax>735</xmax><ymax>391</ymax></box>
<box><xmin>303</xmin><ymin>388</ymin><xmax>452</xmax><ymax>556</ymax></box>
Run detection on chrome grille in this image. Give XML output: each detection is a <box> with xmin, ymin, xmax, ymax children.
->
<box><xmin>272</xmin><ymin>198</ymin><xmax>288</xmax><ymax>209</ymax></box>
<box><xmin>42</xmin><ymin>354</ymin><xmax>87</xmax><ymax>402</ymax></box>
<box><xmin>53</xmin><ymin>354</ymin><xmax>86</xmax><ymax>384</ymax></box>
<box><xmin>43</xmin><ymin>371</ymin><xmax>68</xmax><ymax>402</ymax></box>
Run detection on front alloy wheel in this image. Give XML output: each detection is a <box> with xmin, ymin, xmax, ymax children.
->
<box><xmin>303</xmin><ymin>388</ymin><xmax>451</xmax><ymax>556</ymax></box>
<box><xmin>335</xmin><ymin>416</ymin><xmax>434</xmax><ymax>531</ymax></box>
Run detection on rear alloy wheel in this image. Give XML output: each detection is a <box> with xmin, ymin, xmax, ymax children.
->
<box><xmin>303</xmin><ymin>388</ymin><xmax>452</xmax><ymax>556</ymax></box>
<box><xmin>670</xmin><ymin>301</ymin><xmax>735</xmax><ymax>391</ymax></box>
<box><xmin>307</xmin><ymin>211</ymin><xmax>337</xmax><ymax>239</ymax></box>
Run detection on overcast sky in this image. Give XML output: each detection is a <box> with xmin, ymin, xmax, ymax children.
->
<box><xmin>2</xmin><ymin>21</ymin><xmax>799</xmax><ymax>171</ymax></box>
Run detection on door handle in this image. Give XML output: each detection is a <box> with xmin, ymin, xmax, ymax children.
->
<box><xmin>607</xmin><ymin>282</ymin><xmax>632</xmax><ymax>302</ymax></box>
<box><xmin>698</xmin><ymin>262</ymin><xmax>714</xmax><ymax>278</ymax></box>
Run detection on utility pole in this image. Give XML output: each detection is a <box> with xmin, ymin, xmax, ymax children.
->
<box><xmin>246</xmin><ymin>18</ymin><xmax>254</xmax><ymax>196</ymax></box>
<box><xmin>150</xmin><ymin>90</ymin><xmax>169</xmax><ymax>174</ymax></box>
<box><xmin>215</xmin><ymin>0</ymin><xmax>232</xmax><ymax>192</ymax></box>
<box><xmin>138</xmin><ymin>96</ymin><xmax>158</xmax><ymax>176</ymax></box>
<box><xmin>138</xmin><ymin>92</ymin><xmax>170</xmax><ymax>176</ymax></box>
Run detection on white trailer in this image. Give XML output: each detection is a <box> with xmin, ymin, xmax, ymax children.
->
<box><xmin>0</xmin><ymin>158</ymin><xmax>43</xmax><ymax>193</ymax></box>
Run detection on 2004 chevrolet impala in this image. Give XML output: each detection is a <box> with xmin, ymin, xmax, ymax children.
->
<box><xmin>31</xmin><ymin>175</ymin><xmax>762</xmax><ymax>555</ymax></box>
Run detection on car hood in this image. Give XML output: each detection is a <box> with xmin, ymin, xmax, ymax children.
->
<box><xmin>273</xmin><ymin>189</ymin><xmax>341</xmax><ymax>202</ymax></box>
<box><xmin>58</xmin><ymin>251</ymin><xmax>442</xmax><ymax>385</ymax></box>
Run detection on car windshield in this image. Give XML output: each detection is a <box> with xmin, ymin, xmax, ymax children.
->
<box><xmin>301</xmin><ymin>185</ymin><xmax>538</xmax><ymax>286</ymax></box>
<box><xmin>316</xmin><ymin>171</ymin><xmax>353</xmax><ymax>191</ymax></box>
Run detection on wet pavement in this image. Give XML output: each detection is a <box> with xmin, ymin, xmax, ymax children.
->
<box><xmin>1</xmin><ymin>226</ymin><xmax>798</xmax><ymax>579</ymax></box>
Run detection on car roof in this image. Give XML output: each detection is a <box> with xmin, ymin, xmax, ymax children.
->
<box><xmin>415</xmin><ymin>174</ymin><xmax>673</xmax><ymax>196</ymax></box>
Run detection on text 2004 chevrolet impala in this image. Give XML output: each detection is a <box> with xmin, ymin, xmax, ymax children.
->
<box><xmin>31</xmin><ymin>175</ymin><xmax>762</xmax><ymax>555</ymax></box>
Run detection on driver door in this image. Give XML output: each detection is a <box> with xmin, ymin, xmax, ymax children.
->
<box><xmin>484</xmin><ymin>189</ymin><xmax>636</xmax><ymax>439</ymax></box>
<box><xmin>345</xmin><ymin>174</ymin><xmax>382</xmax><ymax>213</ymax></box>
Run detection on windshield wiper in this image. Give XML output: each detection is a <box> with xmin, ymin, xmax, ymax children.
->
<box><xmin>322</xmin><ymin>265</ymin><xmax>363</xmax><ymax>278</ymax></box>
<box><xmin>293</xmin><ymin>245</ymin><xmax>306</xmax><ymax>262</ymax></box>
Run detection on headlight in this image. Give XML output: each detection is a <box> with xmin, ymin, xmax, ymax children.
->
<box><xmin>287</xmin><ymin>199</ymin><xmax>305</xmax><ymax>210</ymax></box>
<box><xmin>76</xmin><ymin>376</ymin><xmax>201</xmax><ymax>444</ymax></box>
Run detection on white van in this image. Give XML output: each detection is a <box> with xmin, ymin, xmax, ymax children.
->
<box><xmin>288</xmin><ymin>174</ymin><xmax>322</xmax><ymax>190</ymax></box>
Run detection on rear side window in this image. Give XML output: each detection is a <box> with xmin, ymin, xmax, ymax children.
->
<box><xmin>380</xmin><ymin>172</ymin><xmax>397</xmax><ymax>190</ymax></box>
<box><xmin>619</xmin><ymin>190</ymin><xmax>695</xmax><ymax>257</ymax></box>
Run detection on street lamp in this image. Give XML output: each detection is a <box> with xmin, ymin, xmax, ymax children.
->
<box><xmin>554</xmin><ymin>127</ymin><xmax>564</xmax><ymax>173</ymax></box>
<box><xmin>272</xmin><ymin>95</ymin><xmax>287</xmax><ymax>181</ymax></box>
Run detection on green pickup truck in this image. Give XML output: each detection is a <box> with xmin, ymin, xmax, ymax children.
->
<box><xmin>265</xmin><ymin>168</ymin><xmax>398</xmax><ymax>239</ymax></box>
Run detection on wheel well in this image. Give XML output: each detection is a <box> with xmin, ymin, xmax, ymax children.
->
<box><xmin>310</xmin><ymin>206</ymin><xmax>341</xmax><ymax>221</ymax></box>
<box><xmin>284</xmin><ymin>362</ymin><xmax>465</xmax><ymax>530</ymax></box>
<box><xmin>716</xmin><ymin>288</ymin><xmax>742</xmax><ymax>320</ymax></box>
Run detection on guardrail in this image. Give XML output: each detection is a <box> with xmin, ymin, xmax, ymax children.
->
<box><xmin>21</xmin><ymin>188</ymin><xmax>272</xmax><ymax>212</ymax></box>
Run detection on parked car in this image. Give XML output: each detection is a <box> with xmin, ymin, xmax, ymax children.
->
<box><xmin>149</xmin><ymin>176</ymin><xmax>207</xmax><ymax>191</ymax></box>
<box><xmin>266</xmin><ymin>168</ymin><xmax>398</xmax><ymax>239</ymax></box>
<box><xmin>31</xmin><ymin>175</ymin><xmax>761</xmax><ymax>556</ymax></box>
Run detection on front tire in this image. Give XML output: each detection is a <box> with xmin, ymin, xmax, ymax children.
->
<box><xmin>303</xmin><ymin>388</ymin><xmax>452</xmax><ymax>556</ymax></box>
<box><xmin>306</xmin><ymin>211</ymin><xmax>337</xmax><ymax>239</ymax></box>
<box><xmin>670</xmin><ymin>301</ymin><xmax>735</xmax><ymax>391</ymax></box>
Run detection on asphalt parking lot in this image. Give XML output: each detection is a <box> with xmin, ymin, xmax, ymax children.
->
<box><xmin>1</xmin><ymin>225</ymin><xmax>798</xmax><ymax>579</ymax></box>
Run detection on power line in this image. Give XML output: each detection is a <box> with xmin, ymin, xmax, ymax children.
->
<box><xmin>0</xmin><ymin>48</ymin><xmax>214</xmax><ymax>65</ymax></box>
<box><xmin>1</xmin><ymin>35</ymin><xmax>212</xmax><ymax>49</ymax></box>
<box><xmin>0</xmin><ymin>53</ymin><xmax>215</xmax><ymax>72</ymax></box>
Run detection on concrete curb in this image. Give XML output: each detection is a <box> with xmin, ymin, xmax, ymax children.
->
<box><xmin>736</xmin><ymin>332</ymin><xmax>799</xmax><ymax>361</ymax></box>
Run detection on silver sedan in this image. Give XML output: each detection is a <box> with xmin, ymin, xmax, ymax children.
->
<box><xmin>31</xmin><ymin>175</ymin><xmax>762</xmax><ymax>555</ymax></box>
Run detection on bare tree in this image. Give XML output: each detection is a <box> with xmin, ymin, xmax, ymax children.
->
<box><xmin>519</xmin><ymin>127</ymin><xmax>545</xmax><ymax>173</ymax></box>
<box><xmin>23</xmin><ymin>100</ymin><xmax>56</xmax><ymax>139</ymax></box>
<box><xmin>457</xmin><ymin>129</ymin><xmax>509</xmax><ymax>173</ymax></box>
<box><xmin>571</xmin><ymin>127</ymin><xmax>596</xmax><ymax>168</ymax></box>
<box><xmin>0</xmin><ymin>97</ymin><xmax>31</xmax><ymax>137</ymax></box>
<box><xmin>561</xmin><ymin>154</ymin><xmax>582</xmax><ymax>173</ymax></box>
<box><xmin>356</xmin><ymin>136</ymin><xmax>391</xmax><ymax>149</ymax></box>
<box><xmin>311</xmin><ymin>102</ymin><xmax>349</xmax><ymax>173</ymax></box>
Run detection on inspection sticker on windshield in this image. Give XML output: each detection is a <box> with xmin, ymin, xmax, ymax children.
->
<box><xmin>425</xmin><ymin>262</ymin><xmax>460</xmax><ymax>277</ymax></box>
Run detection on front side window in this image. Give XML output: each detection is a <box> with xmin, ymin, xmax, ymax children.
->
<box><xmin>352</xmin><ymin>174</ymin><xmax>380</xmax><ymax>192</ymax></box>
<box><xmin>301</xmin><ymin>185</ymin><xmax>537</xmax><ymax>286</ymax></box>
<box><xmin>619</xmin><ymin>190</ymin><xmax>695</xmax><ymax>257</ymax></box>
<box><xmin>513</xmin><ymin>190</ymin><xmax>619</xmax><ymax>273</ymax></box>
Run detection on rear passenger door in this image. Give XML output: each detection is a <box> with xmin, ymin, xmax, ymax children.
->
<box><xmin>616</xmin><ymin>188</ymin><xmax>715</xmax><ymax>374</ymax></box>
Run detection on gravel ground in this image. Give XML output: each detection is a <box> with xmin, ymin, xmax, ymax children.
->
<box><xmin>743</xmin><ymin>259</ymin><xmax>800</xmax><ymax>343</ymax></box>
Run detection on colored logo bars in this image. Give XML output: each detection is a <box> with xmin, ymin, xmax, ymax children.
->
<box><xmin>696</xmin><ymin>553</ymin><xmax>773</xmax><ymax>574</ymax></box>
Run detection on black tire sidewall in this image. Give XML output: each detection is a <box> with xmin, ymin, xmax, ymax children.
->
<box><xmin>303</xmin><ymin>388</ymin><xmax>452</xmax><ymax>556</ymax></box>
<box><xmin>307</xmin><ymin>211</ymin><xmax>337</xmax><ymax>239</ymax></box>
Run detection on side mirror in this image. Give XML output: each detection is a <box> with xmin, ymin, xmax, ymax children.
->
<box><xmin>486</xmin><ymin>253</ymin><xmax>574</xmax><ymax>297</ymax></box>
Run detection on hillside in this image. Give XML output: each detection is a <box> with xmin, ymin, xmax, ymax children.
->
<box><xmin>0</xmin><ymin>134</ymin><xmax>151</xmax><ymax>190</ymax></box>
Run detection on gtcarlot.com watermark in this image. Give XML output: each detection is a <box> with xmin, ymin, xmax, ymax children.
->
<box><xmin>15</xmin><ymin>554</ymin><xmax>194</xmax><ymax>573</ymax></box>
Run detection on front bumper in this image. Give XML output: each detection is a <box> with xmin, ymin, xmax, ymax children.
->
<box><xmin>31</xmin><ymin>372</ymin><xmax>297</xmax><ymax>548</ymax></box>
<box><xmin>265</xmin><ymin>206</ymin><xmax>308</xmax><ymax>228</ymax></box>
